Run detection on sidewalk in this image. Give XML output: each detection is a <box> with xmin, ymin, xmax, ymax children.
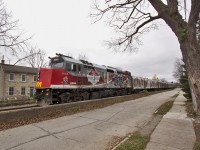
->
<box><xmin>146</xmin><ymin>91</ymin><xmax>196</xmax><ymax>150</ymax></box>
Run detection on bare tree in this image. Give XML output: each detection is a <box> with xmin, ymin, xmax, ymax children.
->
<box><xmin>13</xmin><ymin>46</ymin><xmax>47</xmax><ymax>68</ymax></box>
<box><xmin>173</xmin><ymin>58</ymin><xmax>184</xmax><ymax>81</ymax></box>
<box><xmin>78</xmin><ymin>53</ymin><xmax>89</xmax><ymax>61</ymax></box>
<box><xmin>22</xmin><ymin>46</ymin><xmax>47</xmax><ymax>68</ymax></box>
<box><xmin>64</xmin><ymin>52</ymin><xmax>73</xmax><ymax>58</ymax></box>
<box><xmin>0</xmin><ymin>0</ymin><xmax>31</xmax><ymax>56</ymax></box>
<box><xmin>92</xmin><ymin>0</ymin><xmax>200</xmax><ymax>112</ymax></box>
<box><xmin>152</xmin><ymin>74</ymin><xmax>159</xmax><ymax>81</ymax></box>
<box><xmin>160</xmin><ymin>78</ymin><xmax>167</xmax><ymax>82</ymax></box>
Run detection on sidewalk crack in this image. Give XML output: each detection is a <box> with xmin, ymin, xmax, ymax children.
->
<box><xmin>32</xmin><ymin>124</ymin><xmax>59</xmax><ymax>139</ymax></box>
<box><xmin>149</xmin><ymin>140</ymin><xmax>181</xmax><ymax>150</ymax></box>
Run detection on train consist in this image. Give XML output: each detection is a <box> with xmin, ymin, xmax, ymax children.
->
<box><xmin>35</xmin><ymin>53</ymin><xmax>173</xmax><ymax>105</ymax></box>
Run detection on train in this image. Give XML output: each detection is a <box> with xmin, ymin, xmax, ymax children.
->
<box><xmin>35</xmin><ymin>53</ymin><xmax>174</xmax><ymax>105</ymax></box>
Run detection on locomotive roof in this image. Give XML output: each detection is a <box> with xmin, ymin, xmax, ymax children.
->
<box><xmin>62</xmin><ymin>56</ymin><xmax>83</xmax><ymax>64</ymax></box>
<box><xmin>53</xmin><ymin>53</ymin><xmax>128</xmax><ymax>73</ymax></box>
<box><xmin>62</xmin><ymin>56</ymin><xmax>106</xmax><ymax>69</ymax></box>
<box><xmin>93</xmin><ymin>63</ymin><xmax>107</xmax><ymax>70</ymax></box>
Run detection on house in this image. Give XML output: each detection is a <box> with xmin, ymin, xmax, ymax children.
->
<box><xmin>0</xmin><ymin>60</ymin><xmax>38</xmax><ymax>100</ymax></box>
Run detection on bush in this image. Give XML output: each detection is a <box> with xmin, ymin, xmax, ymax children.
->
<box><xmin>179</xmin><ymin>66</ymin><xmax>192</xmax><ymax>100</ymax></box>
<box><xmin>140</xmin><ymin>90</ymin><xmax>149</xmax><ymax>96</ymax></box>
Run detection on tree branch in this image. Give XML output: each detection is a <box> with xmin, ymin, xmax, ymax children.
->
<box><xmin>118</xmin><ymin>15</ymin><xmax>160</xmax><ymax>45</ymax></box>
<box><xmin>119</xmin><ymin>0</ymin><xmax>143</xmax><ymax>29</ymax></box>
<box><xmin>0</xmin><ymin>0</ymin><xmax>31</xmax><ymax>55</ymax></box>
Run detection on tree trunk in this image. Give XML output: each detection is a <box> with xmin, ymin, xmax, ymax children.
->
<box><xmin>180</xmin><ymin>39</ymin><xmax>200</xmax><ymax>113</ymax></box>
<box><xmin>164</xmin><ymin>20</ymin><xmax>200</xmax><ymax>113</ymax></box>
<box><xmin>149</xmin><ymin>0</ymin><xmax>200</xmax><ymax>113</ymax></box>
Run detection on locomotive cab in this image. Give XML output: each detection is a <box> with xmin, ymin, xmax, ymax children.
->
<box><xmin>35</xmin><ymin>53</ymin><xmax>89</xmax><ymax>105</ymax></box>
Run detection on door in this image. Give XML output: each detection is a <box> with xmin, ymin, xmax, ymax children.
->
<box><xmin>30</xmin><ymin>87</ymin><xmax>34</xmax><ymax>97</ymax></box>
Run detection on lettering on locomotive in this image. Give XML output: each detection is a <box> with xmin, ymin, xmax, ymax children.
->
<box><xmin>36</xmin><ymin>82</ymin><xmax>42</xmax><ymax>88</ymax></box>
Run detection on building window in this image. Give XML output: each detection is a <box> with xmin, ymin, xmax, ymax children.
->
<box><xmin>33</xmin><ymin>75</ymin><xmax>37</xmax><ymax>82</ymax></box>
<box><xmin>9</xmin><ymin>87</ymin><xmax>14</xmax><ymax>95</ymax></box>
<box><xmin>9</xmin><ymin>73</ymin><xmax>14</xmax><ymax>81</ymax></box>
<box><xmin>21</xmin><ymin>87</ymin><xmax>26</xmax><ymax>95</ymax></box>
<box><xmin>21</xmin><ymin>74</ymin><xmax>26</xmax><ymax>82</ymax></box>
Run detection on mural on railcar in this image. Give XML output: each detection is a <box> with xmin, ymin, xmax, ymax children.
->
<box><xmin>108</xmin><ymin>73</ymin><xmax>131</xmax><ymax>88</ymax></box>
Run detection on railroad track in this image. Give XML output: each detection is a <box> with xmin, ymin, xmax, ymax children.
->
<box><xmin>0</xmin><ymin>104</ymin><xmax>39</xmax><ymax>112</ymax></box>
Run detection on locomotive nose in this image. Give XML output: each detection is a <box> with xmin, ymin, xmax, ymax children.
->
<box><xmin>35</xmin><ymin>68</ymin><xmax>53</xmax><ymax>89</ymax></box>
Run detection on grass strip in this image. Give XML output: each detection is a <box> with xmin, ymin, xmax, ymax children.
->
<box><xmin>154</xmin><ymin>101</ymin><xmax>174</xmax><ymax>115</ymax></box>
<box><xmin>171</xmin><ymin>93</ymin><xmax>179</xmax><ymax>98</ymax></box>
<box><xmin>115</xmin><ymin>132</ymin><xmax>150</xmax><ymax>150</ymax></box>
<box><xmin>154</xmin><ymin>92</ymin><xmax>179</xmax><ymax>115</ymax></box>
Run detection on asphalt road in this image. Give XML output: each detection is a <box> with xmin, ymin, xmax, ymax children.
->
<box><xmin>0</xmin><ymin>89</ymin><xmax>179</xmax><ymax>150</ymax></box>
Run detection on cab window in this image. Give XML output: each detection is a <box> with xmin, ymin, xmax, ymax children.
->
<box><xmin>66</xmin><ymin>63</ymin><xmax>71</xmax><ymax>71</ymax></box>
<box><xmin>78</xmin><ymin>65</ymin><xmax>81</xmax><ymax>71</ymax></box>
<box><xmin>71</xmin><ymin>64</ymin><xmax>76</xmax><ymax>72</ymax></box>
<box><xmin>51</xmin><ymin>62</ymin><xmax>64</xmax><ymax>68</ymax></box>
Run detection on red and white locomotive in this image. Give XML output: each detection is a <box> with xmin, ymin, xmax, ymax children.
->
<box><xmin>35</xmin><ymin>53</ymin><xmax>132</xmax><ymax>105</ymax></box>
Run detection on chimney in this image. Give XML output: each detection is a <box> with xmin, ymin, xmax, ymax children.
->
<box><xmin>1</xmin><ymin>59</ymin><xmax>5</xmax><ymax>64</ymax></box>
<box><xmin>1</xmin><ymin>55</ymin><xmax>5</xmax><ymax>64</ymax></box>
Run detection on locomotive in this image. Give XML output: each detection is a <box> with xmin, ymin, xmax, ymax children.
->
<box><xmin>35</xmin><ymin>53</ymin><xmax>172</xmax><ymax>105</ymax></box>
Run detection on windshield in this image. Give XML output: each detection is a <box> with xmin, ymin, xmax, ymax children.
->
<box><xmin>51</xmin><ymin>62</ymin><xmax>64</xmax><ymax>68</ymax></box>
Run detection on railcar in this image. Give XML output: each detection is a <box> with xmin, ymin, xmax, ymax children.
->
<box><xmin>132</xmin><ymin>76</ymin><xmax>172</xmax><ymax>92</ymax></box>
<box><xmin>35</xmin><ymin>53</ymin><xmax>132</xmax><ymax>105</ymax></box>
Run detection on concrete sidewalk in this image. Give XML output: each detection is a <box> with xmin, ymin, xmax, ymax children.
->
<box><xmin>146</xmin><ymin>91</ymin><xmax>196</xmax><ymax>150</ymax></box>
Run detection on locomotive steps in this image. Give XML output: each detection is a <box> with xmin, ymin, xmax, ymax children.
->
<box><xmin>0</xmin><ymin>90</ymin><xmax>170</xmax><ymax>131</ymax></box>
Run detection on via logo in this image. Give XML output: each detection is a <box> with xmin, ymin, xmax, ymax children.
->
<box><xmin>87</xmin><ymin>69</ymin><xmax>100</xmax><ymax>85</ymax></box>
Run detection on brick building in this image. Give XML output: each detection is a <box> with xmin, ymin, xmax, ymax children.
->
<box><xmin>0</xmin><ymin>60</ymin><xmax>38</xmax><ymax>100</ymax></box>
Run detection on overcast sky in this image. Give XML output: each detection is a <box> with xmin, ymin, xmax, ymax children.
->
<box><xmin>3</xmin><ymin>0</ymin><xmax>184</xmax><ymax>81</ymax></box>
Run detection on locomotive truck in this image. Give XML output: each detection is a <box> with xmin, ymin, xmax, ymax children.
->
<box><xmin>35</xmin><ymin>53</ymin><xmax>172</xmax><ymax>105</ymax></box>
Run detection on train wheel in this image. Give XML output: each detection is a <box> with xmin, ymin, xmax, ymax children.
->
<box><xmin>91</xmin><ymin>92</ymin><xmax>100</xmax><ymax>99</ymax></box>
<box><xmin>81</xmin><ymin>92</ymin><xmax>89</xmax><ymax>100</ymax></box>
<box><xmin>80</xmin><ymin>96</ymin><xmax>84</xmax><ymax>101</ymax></box>
<box><xmin>57</xmin><ymin>97</ymin><xmax>62</xmax><ymax>104</ymax></box>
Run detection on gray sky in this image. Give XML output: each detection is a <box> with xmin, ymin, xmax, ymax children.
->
<box><xmin>4</xmin><ymin>0</ymin><xmax>183</xmax><ymax>81</ymax></box>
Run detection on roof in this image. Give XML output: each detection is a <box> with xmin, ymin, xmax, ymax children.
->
<box><xmin>54</xmin><ymin>54</ymin><xmax>126</xmax><ymax>71</ymax></box>
<box><xmin>62</xmin><ymin>56</ymin><xmax>83</xmax><ymax>64</ymax></box>
<box><xmin>0</xmin><ymin>64</ymin><xmax>38</xmax><ymax>74</ymax></box>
